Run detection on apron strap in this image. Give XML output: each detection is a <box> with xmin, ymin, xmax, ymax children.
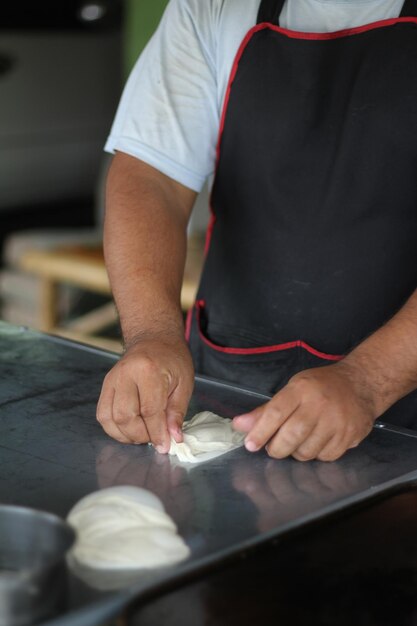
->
<box><xmin>257</xmin><ymin>0</ymin><xmax>287</xmax><ymax>25</ymax></box>
<box><xmin>400</xmin><ymin>0</ymin><xmax>417</xmax><ymax>17</ymax></box>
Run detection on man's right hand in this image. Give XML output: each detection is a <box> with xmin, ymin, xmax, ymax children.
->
<box><xmin>96</xmin><ymin>333</ymin><xmax>194</xmax><ymax>453</ymax></box>
<box><xmin>98</xmin><ymin>153</ymin><xmax>197</xmax><ymax>451</ymax></box>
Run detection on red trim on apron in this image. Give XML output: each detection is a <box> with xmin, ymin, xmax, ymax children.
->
<box><xmin>185</xmin><ymin>306</ymin><xmax>193</xmax><ymax>342</ymax></box>
<box><xmin>204</xmin><ymin>16</ymin><xmax>417</xmax><ymax>260</ymax></box>
<box><xmin>195</xmin><ymin>301</ymin><xmax>343</xmax><ymax>361</ymax></box>
<box><xmin>256</xmin><ymin>17</ymin><xmax>417</xmax><ymax>40</ymax></box>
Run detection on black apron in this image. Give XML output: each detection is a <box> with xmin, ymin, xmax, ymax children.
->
<box><xmin>187</xmin><ymin>0</ymin><xmax>417</xmax><ymax>428</ymax></box>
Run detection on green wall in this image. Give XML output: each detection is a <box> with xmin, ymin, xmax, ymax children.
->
<box><xmin>124</xmin><ymin>0</ymin><xmax>169</xmax><ymax>76</ymax></box>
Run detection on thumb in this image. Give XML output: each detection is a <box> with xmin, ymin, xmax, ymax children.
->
<box><xmin>166</xmin><ymin>386</ymin><xmax>188</xmax><ymax>443</ymax></box>
<box><xmin>233</xmin><ymin>405</ymin><xmax>264</xmax><ymax>433</ymax></box>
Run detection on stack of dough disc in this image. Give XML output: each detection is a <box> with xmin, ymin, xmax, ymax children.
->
<box><xmin>66</xmin><ymin>486</ymin><xmax>190</xmax><ymax>589</ymax></box>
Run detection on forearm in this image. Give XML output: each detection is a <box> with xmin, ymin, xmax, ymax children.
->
<box><xmin>342</xmin><ymin>289</ymin><xmax>417</xmax><ymax>415</ymax></box>
<box><xmin>104</xmin><ymin>153</ymin><xmax>197</xmax><ymax>347</ymax></box>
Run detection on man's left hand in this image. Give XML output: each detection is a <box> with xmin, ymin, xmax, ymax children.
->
<box><xmin>233</xmin><ymin>362</ymin><xmax>377</xmax><ymax>462</ymax></box>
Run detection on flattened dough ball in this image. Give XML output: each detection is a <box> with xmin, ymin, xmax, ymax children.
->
<box><xmin>167</xmin><ymin>411</ymin><xmax>246</xmax><ymax>464</ymax></box>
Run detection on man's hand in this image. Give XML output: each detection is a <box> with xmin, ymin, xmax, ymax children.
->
<box><xmin>233</xmin><ymin>362</ymin><xmax>377</xmax><ymax>462</ymax></box>
<box><xmin>98</xmin><ymin>154</ymin><xmax>197</xmax><ymax>452</ymax></box>
<box><xmin>97</xmin><ymin>333</ymin><xmax>194</xmax><ymax>452</ymax></box>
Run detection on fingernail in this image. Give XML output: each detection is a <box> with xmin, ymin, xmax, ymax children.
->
<box><xmin>156</xmin><ymin>445</ymin><xmax>166</xmax><ymax>454</ymax></box>
<box><xmin>245</xmin><ymin>439</ymin><xmax>259</xmax><ymax>452</ymax></box>
<box><xmin>168</xmin><ymin>427</ymin><xmax>182</xmax><ymax>443</ymax></box>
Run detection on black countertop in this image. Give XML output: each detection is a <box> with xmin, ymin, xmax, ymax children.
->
<box><xmin>129</xmin><ymin>489</ymin><xmax>417</xmax><ymax>626</ymax></box>
<box><xmin>0</xmin><ymin>322</ymin><xmax>416</xmax><ymax>625</ymax></box>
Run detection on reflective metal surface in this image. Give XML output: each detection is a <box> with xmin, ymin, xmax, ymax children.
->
<box><xmin>0</xmin><ymin>505</ymin><xmax>75</xmax><ymax>626</ymax></box>
<box><xmin>0</xmin><ymin>322</ymin><xmax>416</xmax><ymax>625</ymax></box>
<box><xmin>128</xmin><ymin>490</ymin><xmax>417</xmax><ymax>626</ymax></box>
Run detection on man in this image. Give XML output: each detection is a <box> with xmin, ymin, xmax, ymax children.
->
<box><xmin>97</xmin><ymin>0</ymin><xmax>417</xmax><ymax>461</ymax></box>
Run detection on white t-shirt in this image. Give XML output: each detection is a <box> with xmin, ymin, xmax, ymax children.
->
<box><xmin>105</xmin><ymin>0</ymin><xmax>405</xmax><ymax>193</ymax></box>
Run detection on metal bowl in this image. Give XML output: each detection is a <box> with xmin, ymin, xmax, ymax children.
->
<box><xmin>0</xmin><ymin>504</ymin><xmax>75</xmax><ymax>626</ymax></box>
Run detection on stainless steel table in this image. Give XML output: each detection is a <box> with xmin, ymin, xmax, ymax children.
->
<box><xmin>0</xmin><ymin>322</ymin><xmax>416</xmax><ymax>625</ymax></box>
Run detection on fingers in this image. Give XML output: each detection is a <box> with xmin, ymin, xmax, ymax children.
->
<box><xmin>272</xmin><ymin>418</ymin><xmax>333</xmax><ymax>461</ymax></box>
<box><xmin>96</xmin><ymin>329</ymin><xmax>197</xmax><ymax>450</ymax></box>
<box><xmin>135</xmin><ymin>366</ymin><xmax>172</xmax><ymax>453</ymax></box>
<box><xmin>316</xmin><ymin>435</ymin><xmax>351</xmax><ymax>462</ymax></box>
<box><xmin>291</xmin><ymin>430</ymin><xmax>334</xmax><ymax>462</ymax></box>
<box><xmin>242</xmin><ymin>387</ymin><xmax>301</xmax><ymax>452</ymax></box>
<box><xmin>166</xmin><ymin>385</ymin><xmax>189</xmax><ymax>444</ymax></box>
<box><xmin>97</xmin><ymin>357</ymin><xmax>181</xmax><ymax>450</ymax></box>
<box><xmin>266</xmin><ymin>413</ymin><xmax>365</xmax><ymax>462</ymax></box>
<box><xmin>239</xmin><ymin>365</ymin><xmax>376</xmax><ymax>462</ymax></box>
<box><xmin>96</xmin><ymin>382</ymin><xmax>132</xmax><ymax>444</ymax></box>
<box><xmin>233</xmin><ymin>406</ymin><xmax>263</xmax><ymax>433</ymax></box>
<box><xmin>112</xmin><ymin>378</ymin><xmax>149</xmax><ymax>444</ymax></box>
<box><xmin>166</xmin><ymin>373</ymin><xmax>194</xmax><ymax>443</ymax></box>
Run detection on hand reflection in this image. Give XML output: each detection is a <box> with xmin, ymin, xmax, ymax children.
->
<box><xmin>232</xmin><ymin>457</ymin><xmax>361</xmax><ymax>532</ymax></box>
<box><xmin>95</xmin><ymin>443</ymin><xmax>194</xmax><ymax>523</ymax></box>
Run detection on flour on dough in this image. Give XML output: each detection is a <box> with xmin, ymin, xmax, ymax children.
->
<box><xmin>66</xmin><ymin>486</ymin><xmax>190</xmax><ymax>571</ymax></box>
<box><xmin>167</xmin><ymin>411</ymin><xmax>245</xmax><ymax>464</ymax></box>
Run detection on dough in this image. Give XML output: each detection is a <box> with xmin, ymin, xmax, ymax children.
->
<box><xmin>66</xmin><ymin>555</ymin><xmax>156</xmax><ymax>591</ymax></box>
<box><xmin>167</xmin><ymin>411</ymin><xmax>245</xmax><ymax>464</ymax></box>
<box><xmin>66</xmin><ymin>486</ymin><xmax>190</xmax><ymax>571</ymax></box>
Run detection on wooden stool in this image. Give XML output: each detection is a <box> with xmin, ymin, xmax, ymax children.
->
<box><xmin>18</xmin><ymin>234</ymin><xmax>205</xmax><ymax>352</ymax></box>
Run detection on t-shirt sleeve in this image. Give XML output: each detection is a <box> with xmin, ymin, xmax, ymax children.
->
<box><xmin>104</xmin><ymin>0</ymin><xmax>219</xmax><ymax>193</ymax></box>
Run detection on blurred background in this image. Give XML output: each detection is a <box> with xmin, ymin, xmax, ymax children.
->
<box><xmin>0</xmin><ymin>0</ymin><xmax>207</xmax><ymax>352</ymax></box>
